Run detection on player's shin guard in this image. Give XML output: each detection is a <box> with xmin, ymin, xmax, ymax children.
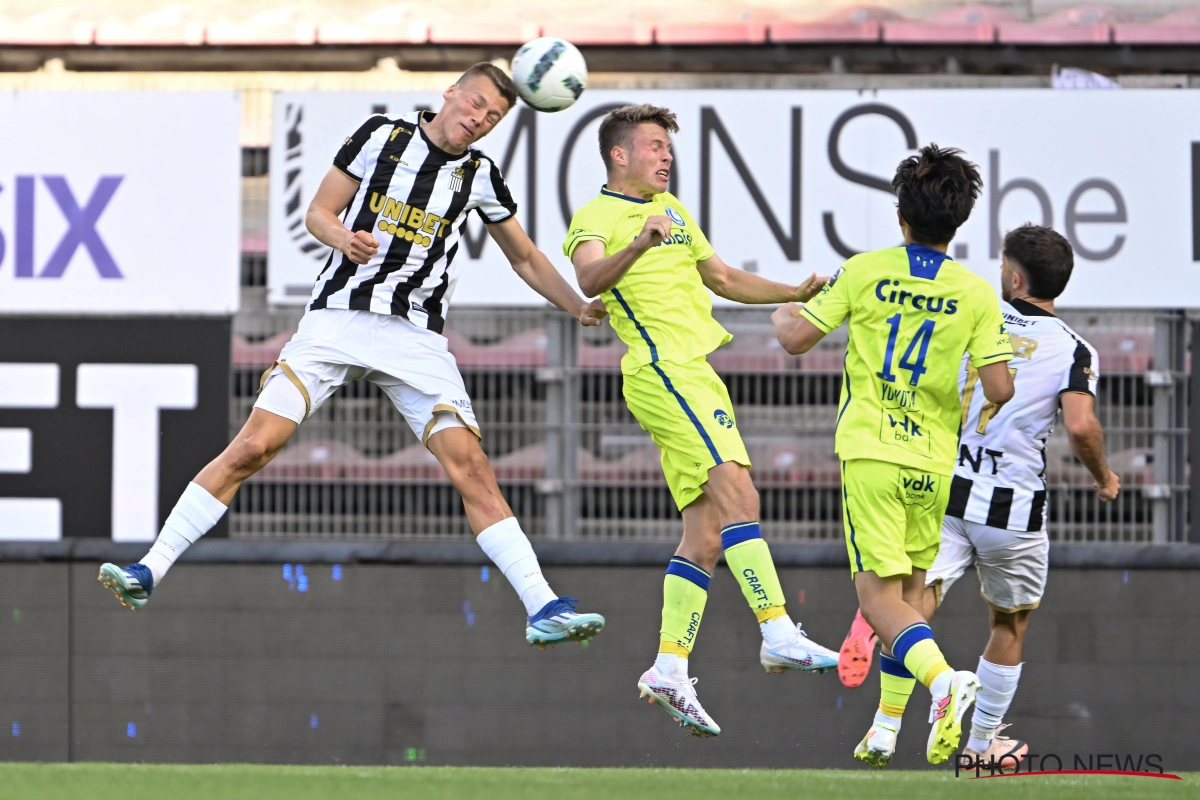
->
<box><xmin>721</xmin><ymin>522</ymin><xmax>788</xmax><ymax>624</ymax></box>
<box><xmin>891</xmin><ymin>622</ymin><xmax>952</xmax><ymax>689</ymax></box>
<box><xmin>878</xmin><ymin>652</ymin><xmax>917</xmax><ymax>720</ymax></box>
<box><xmin>140</xmin><ymin>482</ymin><xmax>227</xmax><ymax>586</ymax></box>
<box><xmin>659</xmin><ymin>558</ymin><xmax>710</xmax><ymax>657</ymax></box>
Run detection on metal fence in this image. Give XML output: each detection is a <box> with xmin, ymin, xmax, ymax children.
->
<box><xmin>227</xmin><ymin>303</ymin><xmax>1190</xmax><ymax>544</ymax></box>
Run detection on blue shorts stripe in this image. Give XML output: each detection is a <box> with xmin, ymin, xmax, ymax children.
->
<box><xmin>611</xmin><ymin>288</ymin><xmax>659</xmax><ymax>363</ymax></box>
<box><xmin>666</xmin><ymin>557</ymin><xmax>711</xmax><ymax>591</ymax></box>
<box><xmin>879</xmin><ymin>652</ymin><xmax>915</xmax><ymax>679</ymax></box>
<box><xmin>720</xmin><ymin>521</ymin><xmax>762</xmax><ymax>550</ymax></box>
<box><xmin>649</xmin><ymin>362</ymin><xmax>723</xmax><ymax>465</ymax></box>
<box><xmin>842</xmin><ymin>462</ymin><xmax>864</xmax><ymax>572</ymax></box>
<box><xmin>891</xmin><ymin>622</ymin><xmax>934</xmax><ymax>664</ymax></box>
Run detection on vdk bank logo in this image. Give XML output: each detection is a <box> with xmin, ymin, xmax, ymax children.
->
<box><xmin>0</xmin><ymin>176</ymin><xmax>124</xmax><ymax>278</ymax></box>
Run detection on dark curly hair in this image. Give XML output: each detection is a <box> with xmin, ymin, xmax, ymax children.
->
<box><xmin>892</xmin><ymin>144</ymin><xmax>982</xmax><ymax>246</ymax></box>
<box><xmin>1003</xmin><ymin>224</ymin><xmax>1074</xmax><ymax>299</ymax></box>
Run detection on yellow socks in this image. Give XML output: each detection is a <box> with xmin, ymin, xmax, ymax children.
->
<box><xmin>892</xmin><ymin>622</ymin><xmax>952</xmax><ymax>688</ymax></box>
<box><xmin>659</xmin><ymin>557</ymin><xmax>710</xmax><ymax>656</ymax></box>
<box><xmin>720</xmin><ymin>522</ymin><xmax>787</xmax><ymax>622</ymax></box>
<box><xmin>878</xmin><ymin>652</ymin><xmax>916</xmax><ymax>718</ymax></box>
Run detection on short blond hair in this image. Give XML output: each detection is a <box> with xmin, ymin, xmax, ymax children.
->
<box><xmin>598</xmin><ymin>104</ymin><xmax>679</xmax><ymax>170</ymax></box>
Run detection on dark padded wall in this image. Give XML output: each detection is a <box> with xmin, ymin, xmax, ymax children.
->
<box><xmin>0</xmin><ymin>563</ymin><xmax>1195</xmax><ymax>770</ymax></box>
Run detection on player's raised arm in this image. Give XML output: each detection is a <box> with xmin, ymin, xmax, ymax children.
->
<box><xmin>697</xmin><ymin>253</ymin><xmax>827</xmax><ymax>305</ymax></box>
<box><xmin>305</xmin><ymin>166</ymin><xmax>379</xmax><ymax>265</ymax></box>
<box><xmin>571</xmin><ymin>215</ymin><xmax>672</xmax><ymax>296</ymax></box>
<box><xmin>488</xmin><ymin>215</ymin><xmax>607</xmax><ymax>327</ymax></box>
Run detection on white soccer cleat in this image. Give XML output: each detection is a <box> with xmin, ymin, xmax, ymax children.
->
<box><xmin>760</xmin><ymin>624</ymin><xmax>840</xmax><ymax>674</ymax></box>
<box><xmin>854</xmin><ymin>721</ymin><xmax>899</xmax><ymax>768</ymax></box>
<box><xmin>963</xmin><ymin>725</ymin><xmax>1029</xmax><ymax>770</ymax></box>
<box><xmin>636</xmin><ymin>666</ymin><xmax>720</xmax><ymax>738</ymax></box>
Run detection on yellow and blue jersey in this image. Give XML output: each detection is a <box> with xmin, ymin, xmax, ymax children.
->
<box><xmin>801</xmin><ymin>245</ymin><xmax>1013</xmax><ymax>474</ymax></box>
<box><xmin>564</xmin><ymin>187</ymin><xmax>731</xmax><ymax>375</ymax></box>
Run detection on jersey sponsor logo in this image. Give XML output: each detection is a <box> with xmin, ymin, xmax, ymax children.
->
<box><xmin>652</xmin><ymin>231</ymin><xmax>693</xmax><ymax>248</ymax></box>
<box><xmin>665</xmin><ymin>206</ymin><xmax>686</xmax><ymax>226</ymax></box>
<box><xmin>369</xmin><ymin>193</ymin><xmax>451</xmax><ymax>245</ymax></box>
<box><xmin>881</xmin><ymin>406</ymin><xmax>932</xmax><ymax>457</ymax></box>
<box><xmin>713</xmin><ymin>409</ymin><xmax>734</xmax><ymax>428</ymax></box>
<box><xmin>960</xmin><ymin>445</ymin><xmax>1003</xmax><ymax>475</ymax></box>
<box><xmin>874</xmin><ymin>279</ymin><xmax>959</xmax><ymax>314</ymax></box>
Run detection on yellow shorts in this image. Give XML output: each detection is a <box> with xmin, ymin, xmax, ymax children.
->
<box><xmin>840</xmin><ymin>459</ymin><xmax>951</xmax><ymax>578</ymax></box>
<box><xmin>623</xmin><ymin>358</ymin><xmax>751</xmax><ymax>510</ymax></box>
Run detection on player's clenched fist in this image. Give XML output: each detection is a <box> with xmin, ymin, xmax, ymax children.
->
<box><xmin>635</xmin><ymin>215</ymin><xmax>673</xmax><ymax>249</ymax></box>
<box><xmin>342</xmin><ymin>229</ymin><xmax>380</xmax><ymax>264</ymax></box>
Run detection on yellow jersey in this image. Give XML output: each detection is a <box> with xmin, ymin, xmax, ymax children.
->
<box><xmin>801</xmin><ymin>245</ymin><xmax>1013</xmax><ymax>473</ymax></box>
<box><xmin>564</xmin><ymin>187</ymin><xmax>731</xmax><ymax>374</ymax></box>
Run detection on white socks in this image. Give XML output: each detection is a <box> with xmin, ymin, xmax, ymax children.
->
<box><xmin>655</xmin><ymin>652</ymin><xmax>688</xmax><ymax>679</ymax></box>
<box><xmin>760</xmin><ymin>614</ymin><xmax>797</xmax><ymax>648</ymax></box>
<box><xmin>967</xmin><ymin>657</ymin><xmax>1023</xmax><ymax>751</ymax></box>
<box><xmin>140</xmin><ymin>482</ymin><xmax>227</xmax><ymax>586</ymax></box>
<box><xmin>475</xmin><ymin>517</ymin><xmax>557</xmax><ymax>616</ymax></box>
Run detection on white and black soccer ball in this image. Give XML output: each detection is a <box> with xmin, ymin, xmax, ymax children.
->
<box><xmin>511</xmin><ymin>37</ymin><xmax>588</xmax><ymax>112</ymax></box>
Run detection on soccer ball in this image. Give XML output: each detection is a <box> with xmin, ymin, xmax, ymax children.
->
<box><xmin>511</xmin><ymin>37</ymin><xmax>588</xmax><ymax>112</ymax></box>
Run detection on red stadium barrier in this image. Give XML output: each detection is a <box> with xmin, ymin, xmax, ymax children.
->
<box><xmin>541</xmin><ymin>22</ymin><xmax>654</xmax><ymax>46</ymax></box>
<box><xmin>883</xmin><ymin>5</ymin><xmax>1016</xmax><ymax>44</ymax></box>
<box><xmin>998</xmin><ymin>4</ymin><xmax>1129</xmax><ymax>45</ymax></box>
<box><xmin>769</xmin><ymin>6</ymin><xmax>900</xmax><ymax>44</ymax></box>
<box><xmin>654</xmin><ymin>22</ymin><xmax>769</xmax><ymax>46</ymax></box>
<box><xmin>1114</xmin><ymin>6</ymin><xmax>1200</xmax><ymax>44</ymax></box>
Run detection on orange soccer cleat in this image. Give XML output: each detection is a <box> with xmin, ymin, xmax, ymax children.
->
<box><xmin>837</xmin><ymin>609</ymin><xmax>879</xmax><ymax>688</ymax></box>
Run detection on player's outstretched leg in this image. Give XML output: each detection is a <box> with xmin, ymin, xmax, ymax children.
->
<box><xmin>838</xmin><ymin>608</ymin><xmax>879</xmax><ymax>688</ymax></box>
<box><xmin>962</xmin><ymin>608</ymin><xmax>1032</xmax><ymax>766</ymax></box>
<box><xmin>428</xmin><ymin>426</ymin><xmax>603</xmax><ymax>647</ymax></box>
<box><xmin>707</xmin><ymin>464</ymin><xmax>839</xmax><ymax>674</ymax></box>
<box><xmin>99</xmin><ymin>409</ymin><xmax>296</xmax><ymax>611</ymax></box>
<box><xmin>637</xmin><ymin>497</ymin><xmax>720</xmax><ymax>737</ymax></box>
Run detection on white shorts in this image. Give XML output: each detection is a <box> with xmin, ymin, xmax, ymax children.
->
<box><xmin>254</xmin><ymin>308</ymin><xmax>479</xmax><ymax>445</ymax></box>
<box><xmin>926</xmin><ymin>516</ymin><xmax>1049</xmax><ymax>613</ymax></box>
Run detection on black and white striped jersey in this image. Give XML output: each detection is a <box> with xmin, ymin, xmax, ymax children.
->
<box><xmin>946</xmin><ymin>298</ymin><xmax>1100</xmax><ymax>532</ymax></box>
<box><xmin>307</xmin><ymin>111</ymin><xmax>516</xmax><ymax>333</ymax></box>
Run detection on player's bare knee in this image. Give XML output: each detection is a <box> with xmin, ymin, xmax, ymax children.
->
<box><xmin>224</xmin><ymin>435</ymin><xmax>275</xmax><ymax>476</ymax></box>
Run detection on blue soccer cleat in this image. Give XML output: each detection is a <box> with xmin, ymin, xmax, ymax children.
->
<box><xmin>98</xmin><ymin>563</ymin><xmax>154</xmax><ymax>611</ymax></box>
<box><xmin>525</xmin><ymin>597</ymin><xmax>605</xmax><ymax>649</ymax></box>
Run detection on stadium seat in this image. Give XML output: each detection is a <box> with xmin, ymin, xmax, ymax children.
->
<box><xmin>427</xmin><ymin>20</ymin><xmax>541</xmax><ymax>45</ymax></box>
<box><xmin>999</xmin><ymin>4</ymin><xmax>1130</xmax><ymax>45</ymax></box>
<box><xmin>577</xmin><ymin>340</ymin><xmax>625</xmax><ymax>370</ymax></box>
<box><xmin>883</xmin><ymin>5</ymin><xmax>1017</xmax><ymax>44</ymax></box>
<box><xmin>364</xmin><ymin>442</ymin><xmax>448</xmax><ymax>482</ymax></box>
<box><xmin>769</xmin><ymin>6</ymin><xmax>901</xmax><ymax>44</ymax></box>
<box><xmin>540</xmin><ymin>22</ymin><xmax>654</xmax><ymax>46</ymax></box>
<box><xmin>206</xmin><ymin>8</ymin><xmax>321</xmax><ymax>46</ymax></box>
<box><xmin>0</xmin><ymin>8</ymin><xmax>93</xmax><ymax>45</ymax></box>
<box><xmin>708</xmin><ymin>332</ymin><xmax>792</xmax><ymax>373</ymax></box>
<box><xmin>491</xmin><ymin>442</ymin><xmax>607</xmax><ymax>483</ymax></box>
<box><xmin>1114</xmin><ymin>6</ymin><xmax>1200</xmax><ymax>44</ymax></box>
<box><xmin>463</xmin><ymin>328</ymin><xmax>549</xmax><ymax>368</ymax></box>
<box><xmin>94</xmin><ymin>7</ymin><xmax>207</xmax><ymax>46</ymax></box>
<box><xmin>654</xmin><ymin>22</ymin><xmax>769</xmax><ymax>46</ymax></box>
<box><xmin>747</xmin><ymin>438</ymin><xmax>840</xmax><ymax>487</ymax></box>
<box><xmin>231</xmin><ymin>330</ymin><xmax>295</xmax><ymax>367</ymax></box>
<box><xmin>256</xmin><ymin>440</ymin><xmax>368</xmax><ymax>481</ymax></box>
<box><xmin>318</xmin><ymin>11</ymin><xmax>429</xmax><ymax>45</ymax></box>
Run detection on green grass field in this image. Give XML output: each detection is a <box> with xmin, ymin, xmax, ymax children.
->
<box><xmin>0</xmin><ymin>764</ymin><xmax>1191</xmax><ymax>800</ymax></box>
